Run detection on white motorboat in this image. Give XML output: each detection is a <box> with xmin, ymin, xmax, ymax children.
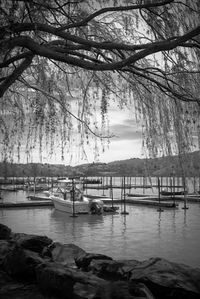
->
<box><xmin>50</xmin><ymin>178</ymin><xmax>104</xmax><ymax>215</ymax></box>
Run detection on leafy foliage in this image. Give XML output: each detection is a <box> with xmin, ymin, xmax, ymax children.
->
<box><xmin>0</xmin><ymin>0</ymin><xmax>200</xmax><ymax>163</ymax></box>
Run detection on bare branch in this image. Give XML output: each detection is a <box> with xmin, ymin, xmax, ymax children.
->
<box><xmin>0</xmin><ymin>53</ymin><xmax>34</xmax><ymax>97</ymax></box>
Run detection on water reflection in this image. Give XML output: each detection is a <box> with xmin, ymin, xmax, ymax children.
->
<box><xmin>51</xmin><ymin>209</ymin><xmax>104</xmax><ymax>238</ymax></box>
<box><xmin>121</xmin><ymin>215</ymin><xmax>127</xmax><ymax>234</ymax></box>
<box><xmin>172</xmin><ymin>209</ymin><xmax>176</xmax><ymax>233</ymax></box>
<box><xmin>157</xmin><ymin>210</ymin><xmax>162</xmax><ymax>237</ymax></box>
<box><xmin>183</xmin><ymin>209</ymin><xmax>187</xmax><ymax>228</ymax></box>
<box><xmin>1</xmin><ymin>190</ymin><xmax>200</xmax><ymax>267</ymax></box>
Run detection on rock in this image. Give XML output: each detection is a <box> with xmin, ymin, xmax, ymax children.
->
<box><xmin>95</xmin><ymin>280</ymin><xmax>151</xmax><ymax>299</ymax></box>
<box><xmin>0</xmin><ymin>223</ymin><xmax>11</xmax><ymax>240</ymax></box>
<box><xmin>3</xmin><ymin>245</ymin><xmax>44</xmax><ymax>280</ymax></box>
<box><xmin>0</xmin><ymin>270</ymin><xmax>54</xmax><ymax>299</ymax></box>
<box><xmin>88</xmin><ymin>259</ymin><xmax>140</xmax><ymax>280</ymax></box>
<box><xmin>36</xmin><ymin>261</ymin><xmax>107</xmax><ymax>299</ymax></box>
<box><xmin>12</xmin><ymin>232</ymin><xmax>52</xmax><ymax>254</ymax></box>
<box><xmin>130</xmin><ymin>257</ymin><xmax>200</xmax><ymax>299</ymax></box>
<box><xmin>46</xmin><ymin>242</ymin><xmax>86</xmax><ymax>267</ymax></box>
<box><xmin>129</xmin><ymin>282</ymin><xmax>155</xmax><ymax>299</ymax></box>
<box><xmin>75</xmin><ymin>252</ymin><xmax>113</xmax><ymax>270</ymax></box>
<box><xmin>0</xmin><ymin>240</ymin><xmax>15</xmax><ymax>267</ymax></box>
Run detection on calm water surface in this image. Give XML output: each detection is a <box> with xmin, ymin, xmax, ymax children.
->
<box><xmin>0</xmin><ymin>188</ymin><xmax>200</xmax><ymax>268</ymax></box>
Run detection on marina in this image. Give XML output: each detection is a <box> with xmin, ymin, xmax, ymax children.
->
<box><xmin>0</xmin><ymin>176</ymin><xmax>200</xmax><ymax>268</ymax></box>
<box><xmin>0</xmin><ymin>196</ymin><xmax>200</xmax><ymax>268</ymax></box>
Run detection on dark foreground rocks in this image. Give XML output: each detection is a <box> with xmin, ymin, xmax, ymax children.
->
<box><xmin>0</xmin><ymin>223</ymin><xmax>200</xmax><ymax>299</ymax></box>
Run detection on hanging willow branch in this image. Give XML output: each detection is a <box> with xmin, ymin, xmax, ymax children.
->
<box><xmin>0</xmin><ymin>0</ymin><xmax>200</xmax><ymax>162</ymax></box>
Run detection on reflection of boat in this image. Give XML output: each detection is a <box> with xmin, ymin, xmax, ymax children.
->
<box><xmin>50</xmin><ymin>178</ymin><xmax>104</xmax><ymax>215</ymax></box>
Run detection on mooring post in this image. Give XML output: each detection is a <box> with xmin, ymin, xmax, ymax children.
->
<box><xmin>34</xmin><ymin>177</ymin><xmax>36</xmax><ymax>197</ymax></box>
<box><xmin>129</xmin><ymin>176</ymin><xmax>131</xmax><ymax>194</ymax></box>
<box><xmin>157</xmin><ymin>177</ymin><xmax>164</xmax><ymax>212</ymax></box>
<box><xmin>182</xmin><ymin>176</ymin><xmax>189</xmax><ymax>210</ymax></box>
<box><xmin>172</xmin><ymin>175</ymin><xmax>176</xmax><ymax>206</ymax></box>
<box><xmin>70</xmin><ymin>178</ymin><xmax>78</xmax><ymax>217</ymax></box>
<box><xmin>102</xmin><ymin>176</ymin><xmax>105</xmax><ymax>196</ymax></box>
<box><xmin>121</xmin><ymin>176</ymin><xmax>129</xmax><ymax>215</ymax></box>
<box><xmin>110</xmin><ymin>176</ymin><xmax>113</xmax><ymax>208</ymax></box>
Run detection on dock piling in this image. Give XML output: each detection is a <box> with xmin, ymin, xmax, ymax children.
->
<box><xmin>157</xmin><ymin>177</ymin><xmax>164</xmax><ymax>212</ymax></box>
<box><xmin>121</xmin><ymin>176</ymin><xmax>129</xmax><ymax>215</ymax></box>
<box><xmin>70</xmin><ymin>178</ymin><xmax>78</xmax><ymax>218</ymax></box>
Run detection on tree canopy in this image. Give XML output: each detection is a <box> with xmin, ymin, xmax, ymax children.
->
<box><xmin>0</xmin><ymin>0</ymin><xmax>200</xmax><ymax>164</ymax></box>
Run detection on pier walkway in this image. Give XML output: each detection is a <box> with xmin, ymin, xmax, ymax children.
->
<box><xmin>0</xmin><ymin>201</ymin><xmax>53</xmax><ymax>208</ymax></box>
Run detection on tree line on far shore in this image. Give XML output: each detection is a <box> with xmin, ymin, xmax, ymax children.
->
<box><xmin>0</xmin><ymin>151</ymin><xmax>199</xmax><ymax>178</ymax></box>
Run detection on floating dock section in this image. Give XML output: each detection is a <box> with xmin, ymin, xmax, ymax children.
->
<box><xmin>102</xmin><ymin>197</ymin><xmax>178</xmax><ymax>208</ymax></box>
<box><xmin>0</xmin><ymin>197</ymin><xmax>177</xmax><ymax>209</ymax></box>
<box><xmin>0</xmin><ymin>201</ymin><xmax>53</xmax><ymax>208</ymax></box>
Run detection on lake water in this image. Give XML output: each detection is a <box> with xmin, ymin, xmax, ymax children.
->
<box><xmin>0</xmin><ymin>177</ymin><xmax>200</xmax><ymax>268</ymax></box>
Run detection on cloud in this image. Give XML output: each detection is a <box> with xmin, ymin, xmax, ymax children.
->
<box><xmin>97</xmin><ymin>139</ymin><xmax>143</xmax><ymax>163</ymax></box>
<box><xmin>109</xmin><ymin>121</ymin><xmax>142</xmax><ymax>141</ymax></box>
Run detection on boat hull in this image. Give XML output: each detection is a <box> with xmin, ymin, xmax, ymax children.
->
<box><xmin>51</xmin><ymin>196</ymin><xmax>90</xmax><ymax>214</ymax></box>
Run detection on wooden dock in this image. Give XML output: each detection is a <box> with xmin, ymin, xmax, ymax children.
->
<box><xmin>102</xmin><ymin>197</ymin><xmax>178</xmax><ymax>208</ymax></box>
<box><xmin>160</xmin><ymin>195</ymin><xmax>200</xmax><ymax>202</ymax></box>
<box><xmin>27</xmin><ymin>195</ymin><xmax>50</xmax><ymax>201</ymax></box>
<box><xmin>127</xmin><ymin>194</ymin><xmax>200</xmax><ymax>203</ymax></box>
<box><xmin>0</xmin><ymin>197</ymin><xmax>177</xmax><ymax>209</ymax></box>
<box><xmin>0</xmin><ymin>201</ymin><xmax>53</xmax><ymax>208</ymax></box>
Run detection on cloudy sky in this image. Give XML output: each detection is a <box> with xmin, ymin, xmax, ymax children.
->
<box><xmin>45</xmin><ymin>102</ymin><xmax>143</xmax><ymax>166</ymax></box>
<box><xmin>94</xmin><ymin>107</ymin><xmax>143</xmax><ymax>164</ymax></box>
<box><xmin>14</xmin><ymin>95</ymin><xmax>143</xmax><ymax>166</ymax></box>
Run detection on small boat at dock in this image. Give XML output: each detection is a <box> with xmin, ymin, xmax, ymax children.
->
<box><xmin>50</xmin><ymin>178</ymin><xmax>105</xmax><ymax>215</ymax></box>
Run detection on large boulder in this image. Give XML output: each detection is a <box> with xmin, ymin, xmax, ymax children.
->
<box><xmin>12</xmin><ymin>233</ymin><xmax>52</xmax><ymax>254</ymax></box>
<box><xmin>0</xmin><ymin>270</ymin><xmax>55</xmax><ymax>299</ymax></box>
<box><xmin>36</xmin><ymin>261</ymin><xmax>107</xmax><ymax>299</ymax></box>
<box><xmin>3</xmin><ymin>245</ymin><xmax>44</xmax><ymax>280</ymax></box>
<box><xmin>0</xmin><ymin>240</ymin><xmax>15</xmax><ymax>267</ymax></box>
<box><xmin>130</xmin><ymin>257</ymin><xmax>200</xmax><ymax>299</ymax></box>
<box><xmin>0</xmin><ymin>223</ymin><xmax>11</xmax><ymax>240</ymax></box>
<box><xmin>95</xmin><ymin>281</ymin><xmax>155</xmax><ymax>299</ymax></box>
<box><xmin>75</xmin><ymin>252</ymin><xmax>113</xmax><ymax>270</ymax></box>
<box><xmin>88</xmin><ymin>259</ymin><xmax>140</xmax><ymax>280</ymax></box>
<box><xmin>46</xmin><ymin>242</ymin><xmax>86</xmax><ymax>267</ymax></box>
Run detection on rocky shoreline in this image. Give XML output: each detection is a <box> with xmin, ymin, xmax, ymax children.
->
<box><xmin>0</xmin><ymin>223</ymin><xmax>200</xmax><ymax>299</ymax></box>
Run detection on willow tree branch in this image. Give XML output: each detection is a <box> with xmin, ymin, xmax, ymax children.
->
<box><xmin>0</xmin><ymin>53</ymin><xmax>34</xmax><ymax>97</ymax></box>
<box><xmin>2</xmin><ymin>24</ymin><xmax>199</xmax><ymax>71</ymax></box>
<box><xmin>19</xmin><ymin>78</ymin><xmax>115</xmax><ymax>139</ymax></box>
<box><xmin>58</xmin><ymin>0</ymin><xmax>174</xmax><ymax>31</ymax></box>
<box><xmin>124</xmin><ymin>67</ymin><xmax>200</xmax><ymax>103</ymax></box>
<box><xmin>0</xmin><ymin>51</ymin><xmax>32</xmax><ymax>68</ymax></box>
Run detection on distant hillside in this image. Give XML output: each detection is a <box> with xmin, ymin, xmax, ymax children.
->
<box><xmin>0</xmin><ymin>151</ymin><xmax>200</xmax><ymax>178</ymax></box>
<box><xmin>74</xmin><ymin>151</ymin><xmax>200</xmax><ymax>177</ymax></box>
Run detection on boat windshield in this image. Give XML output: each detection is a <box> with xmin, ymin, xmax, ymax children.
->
<box><xmin>56</xmin><ymin>178</ymin><xmax>84</xmax><ymax>201</ymax></box>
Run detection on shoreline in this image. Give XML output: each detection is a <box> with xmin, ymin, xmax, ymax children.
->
<box><xmin>0</xmin><ymin>223</ymin><xmax>200</xmax><ymax>299</ymax></box>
